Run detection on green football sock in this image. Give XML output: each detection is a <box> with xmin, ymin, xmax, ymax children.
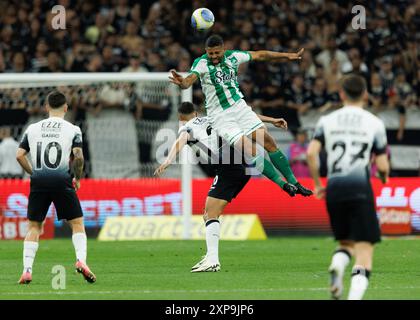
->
<box><xmin>252</xmin><ymin>155</ymin><xmax>286</xmax><ymax>188</ymax></box>
<box><xmin>268</xmin><ymin>150</ymin><xmax>298</xmax><ymax>185</ymax></box>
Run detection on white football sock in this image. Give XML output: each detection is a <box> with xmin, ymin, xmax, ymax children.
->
<box><xmin>23</xmin><ymin>241</ymin><xmax>39</xmax><ymax>274</ymax></box>
<box><xmin>72</xmin><ymin>232</ymin><xmax>87</xmax><ymax>263</ymax></box>
<box><xmin>329</xmin><ymin>250</ymin><xmax>351</xmax><ymax>277</ymax></box>
<box><xmin>348</xmin><ymin>267</ymin><xmax>370</xmax><ymax>300</ymax></box>
<box><xmin>205</xmin><ymin>219</ymin><xmax>220</xmax><ymax>264</ymax></box>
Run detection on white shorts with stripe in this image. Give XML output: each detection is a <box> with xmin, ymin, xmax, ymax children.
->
<box><xmin>210</xmin><ymin>99</ymin><xmax>264</xmax><ymax>145</ymax></box>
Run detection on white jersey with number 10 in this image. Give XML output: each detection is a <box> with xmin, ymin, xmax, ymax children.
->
<box><xmin>19</xmin><ymin>117</ymin><xmax>83</xmax><ymax>190</ymax></box>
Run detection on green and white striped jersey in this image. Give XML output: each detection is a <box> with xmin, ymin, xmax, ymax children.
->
<box><xmin>189</xmin><ymin>50</ymin><xmax>252</xmax><ymax>116</ymax></box>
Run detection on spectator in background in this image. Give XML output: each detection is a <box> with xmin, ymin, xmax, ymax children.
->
<box><xmin>256</xmin><ymin>80</ymin><xmax>284</xmax><ymax>119</ymax></box>
<box><xmin>39</xmin><ymin>51</ymin><xmax>63</xmax><ymax>73</ymax></box>
<box><xmin>379</xmin><ymin>56</ymin><xmax>395</xmax><ymax>92</ymax></box>
<box><xmin>299</xmin><ymin>50</ymin><xmax>317</xmax><ymax>81</ymax></box>
<box><xmin>394</xmin><ymin>72</ymin><xmax>415</xmax><ymax>110</ymax></box>
<box><xmin>342</xmin><ymin>49</ymin><xmax>369</xmax><ymax>80</ymax></box>
<box><xmin>121</xmin><ymin>52</ymin><xmax>148</xmax><ymax>73</ymax></box>
<box><xmin>369</xmin><ymin>73</ymin><xmax>387</xmax><ymax>112</ymax></box>
<box><xmin>97</xmin><ymin>83</ymin><xmax>130</xmax><ymax>115</ymax></box>
<box><xmin>287</xmin><ymin>128</ymin><xmax>310</xmax><ymax>178</ymax></box>
<box><xmin>112</xmin><ymin>0</ymin><xmax>131</xmax><ymax>34</ymax></box>
<box><xmin>316</xmin><ymin>37</ymin><xmax>350</xmax><ymax>73</ymax></box>
<box><xmin>283</xmin><ymin>74</ymin><xmax>311</xmax><ymax>134</ymax></box>
<box><xmin>325</xmin><ymin>59</ymin><xmax>342</xmax><ymax>95</ymax></box>
<box><xmin>308</xmin><ymin>77</ymin><xmax>333</xmax><ymax>113</ymax></box>
<box><xmin>30</xmin><ymin>38</ymin><xmax>49</xmax><ymax>72</ymax></box>
<box><xmin>401</xmin><ymin>39</ymin><xmax>418</xmax><ymax>83</ymax></box>
<box><xmin>85</xmin><ymin>54</ymin><xmax>103</xmax><ymax>72</ymax></box>
<box><xmin>120</xmin><ymin>22</ymin><xmax>143</xmax><ymax>52</ymax></box>
<box><xmin>121</xmin><ymin>52</ymin><xmax>150</xmax><ymax>120</ymax></box>
<box><xmin>389</xmin><ymin>72</ymin><xmax>414</xmax><ymax>142</ymax></box>
<box><xmin>101</xmin><ymin>46</ymin><xmax>122</xmax><ymax>72</ymax></box>
<box><xmin>0</xmin><ymin>49</ymin><xmax>5</xmax><ymax>73</ymax></box>
<box><xmin>65</xmin><ymin>42</ymin><xmax>88</xmax><ymax>72</ymax></box>
<box><xmin>0</xmin><ymin>127</ymin><xmax>23</xmax><ymax>179</ymax></box>
<box><xmin>7</xmin><ymin>52</ymin><xmax>28</xmax><ymax>73</ymax></box>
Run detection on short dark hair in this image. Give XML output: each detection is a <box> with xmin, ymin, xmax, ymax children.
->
<box><xmin>205</xmin><ymin>34</ymin><xmax>224</xmax><ymax>48</ymax></box>
<box><xmin>47</xmin><ymin>91</ymin><xmax>66</xmax><ymax>109</ymax></box>
<box><xmin>340</xmin><ymin>74</ymin><xmax>367</xmax><ymax>101</ymax></box>
<box><xmin>178</xmin><ymin>102</ymin><xmax>196</xmax><ymax>115</ymax></box>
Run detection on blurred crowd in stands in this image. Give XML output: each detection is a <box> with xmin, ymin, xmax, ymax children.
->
<box><xmin>0</xmin><ymin>0</ymin><xmax>419</xmax><ymax>176</ymax></box>
<box><xmin>0</xmin><ymin>1</ymin><xmax>419</xmax><ymax>120</ymax></box>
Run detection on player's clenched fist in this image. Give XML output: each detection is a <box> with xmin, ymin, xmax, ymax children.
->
<box><xmin>272</xmin><ymin>118</ymin><xmax>288</xmax><ymax>130</ymax></box>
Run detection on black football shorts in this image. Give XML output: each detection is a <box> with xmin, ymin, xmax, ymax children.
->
<box><xmin>207</xmin><ymin>164</ymin><xmax>251</xmax><ymax>202</ymax></box>
<box><xmin>27</xmin><ymin>190</ymin><xmax>83</xmax><ymax>222</ymax></box>
<box><xmin>326</xmin><ymin>198</ymin><xmax>381</xmax><ymax>244</ymax></box>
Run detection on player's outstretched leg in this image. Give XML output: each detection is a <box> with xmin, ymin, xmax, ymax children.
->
<box><xmin>328</xmin><ymin>246</ymin><xmax>352</xmax><ymax>299</ymax></box>
<box><xmin>192</xmin><ymin>197</ymin><xmax>224</xmax><ymax>273</ymax></box>
<box><xmin>68</xmin><ymin>217</ymin><xmax>96</xmax><ymax>283</ymax></box>
<box><xmin>235</xmin><ymin>135</ymin><xmax>297</xmax><ymax>197</ymax></box>
<box><xmin>252</xmin><ymin>128</ymin><xmax>313</xmax><ymax>197</ymax></box>
<box><xmin>18</xmin><ymin>221</ymin><xmax>42</xmax><ymax>284</ymax></box>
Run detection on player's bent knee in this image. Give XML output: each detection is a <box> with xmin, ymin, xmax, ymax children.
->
<box><xmin>28</xmin><ymin>221</ymin><xmax>43</xmax><ymax>232</ymax></box>
<box><xmin>67</xmin><ymin>217</ymin><xmax>85</xmax><ymax>233</ymax></box>
<box><xmin>235</xmin><ymin>136</ymin><xmax>255</xmax><ymax>157</ymax></box>
<box><xmin>264</xmin><ymin>134</ymin><xmax>278</xmax><ymax>152</ymax></box>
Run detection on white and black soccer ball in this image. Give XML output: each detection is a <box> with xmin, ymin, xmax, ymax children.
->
<box><xmin>191</xmin><ymin>8</ymin><xmax>215</xmax><ymax>31</ymax></box>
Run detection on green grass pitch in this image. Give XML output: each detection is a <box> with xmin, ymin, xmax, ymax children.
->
<box><xmin>0</xmin><ymin>237</ymin><xmax>419</xmax><ymax>300</ymax></box>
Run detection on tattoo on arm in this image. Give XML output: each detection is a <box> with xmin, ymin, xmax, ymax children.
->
<box><xmin>72</xmin><ymin>148</ymin><xmax>84</xmax><ymax>180</ymax></box>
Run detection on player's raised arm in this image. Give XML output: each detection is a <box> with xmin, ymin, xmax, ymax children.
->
<box><xmin>249</xmin><ymin>48</ymin><xmax>304</xmax><ymax>62</ymax></box>
<box><xmin>16</xmin><ymin>148</ymin><xmax>32</xmax><ymax>175</ymax></box>
<box><xmin>154</xmin><ymin>131</ymin><xmax>190</xmax><ymax>176</ymax></box>
<box><xmin>169</xmin><ymin>69</ymin><xmax>198</xmax><ymax>90</ymax></box>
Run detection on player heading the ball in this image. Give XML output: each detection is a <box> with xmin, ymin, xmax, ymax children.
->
<box><xmin>169</xmin><ymin>34</ymin><xmax>312</xmax><ymax>197</ymax></box>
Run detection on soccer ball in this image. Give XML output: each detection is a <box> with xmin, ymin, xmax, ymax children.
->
<box><xmin>191</xmin><ymin>8</ymin><xmax>215</xmax><ymax>31</ymax></box>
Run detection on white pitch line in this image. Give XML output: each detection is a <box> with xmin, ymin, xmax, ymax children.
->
<box><xmin>0</xmin><ymin>287</ymin><xmax>327</xmax><ymax>296</ymax></box>
<box><xmin>1</xmin><ymin>286</ymin><xmax>420</xmax><ymax>296</ymax></box>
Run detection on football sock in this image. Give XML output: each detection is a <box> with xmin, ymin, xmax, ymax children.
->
<box><xmin>268</xmin><ymin>150</ymin><xmax>298</xmax><ymax>185</ymax></box>
<box><xmin>329</xmin><ymin>249</ymin><xmax>351</xmax><ymax>277</ymax></box>
<box><xmin>348</xmin><ymin>266</ymin><xmax>371</xmax><ymax>300</ymax></box>
<box><xmin>205</xmin><ymin>219</ymin><xmax>220</xmax><ymax>264</ymax></box>
<box><xmin>23</xmin><ymin>241</ymin><xmax>39</xmax><ymax>274</ymax></box>
<box><xmin>72</xmin><ymin>232</ymin><xmax>87</xmax><ymax>263</ymax></box>
<box><xmin>252</xmin><ymin>155</ymin><xmax>286</xmax><ymax>188</ymax></box>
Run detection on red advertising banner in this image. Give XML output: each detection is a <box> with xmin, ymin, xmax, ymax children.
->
<box><xmin>0</xmin><ymin>216</ymin><xmax>54</xmax><ymax>240</ymax></box>
<box><xmin>0</xmin><ymin>178</ymin><xmax>419</xmax><ymax>234</ymax></box>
